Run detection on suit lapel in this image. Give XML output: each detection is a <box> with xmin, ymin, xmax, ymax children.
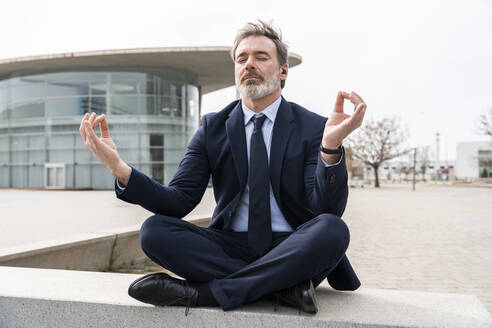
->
<box><xmin>225</xmin><ymin>101</ymin><xmax>248</xmax><ymax>193</ymax></box>
<box><xmin>269</xmin><ymin>97</ymin><xmax>294</xmax><ymax>205</ymax></box>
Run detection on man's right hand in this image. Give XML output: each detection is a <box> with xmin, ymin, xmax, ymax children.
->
<box><xmin>79</xmin><ymin>112</ymin><xmax>131</xmax><ymax>186</ymax></box>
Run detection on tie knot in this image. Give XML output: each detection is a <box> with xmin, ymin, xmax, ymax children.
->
<box><xmin>253</xmin><ymin>115</ymin><xmax>267</xmax><ymax>132</ymax></box>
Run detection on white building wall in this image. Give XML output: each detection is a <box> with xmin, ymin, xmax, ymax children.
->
<box><xmin>455</xmin><ymin>141</ymin><xmax>492</xmax><ymax>179</ymax></box>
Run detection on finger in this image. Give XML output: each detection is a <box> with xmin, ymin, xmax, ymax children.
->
<box><xmin>84</xmin><ymin>120</ymin><xmax>101</xmax><ymax>151</ymax></box>
<box><xmin>79</xmin><ymin>113</ymin><xmax>90</xmax><ymax>142</ymax></box>
<box><xmin>351</xmin><ymin>91</ymin><xmax>365</xmax><ymax>104</ymax></box>
<box><xmin>88</xmin><ymin>112</ymin><xmax>97</xmax><ymax>127</ymax></box>
<box><xmin>346</xmin><ymin>92</ymin><xmax>363</xmax><ymax>108</ymax></box>
<box><xmin>94</xmin><ymin>114</ymin><xmax>110</xmax><ymax>138</ymax></box>
<box><xmin>334</xmin><ymin>91</ymin><xmax>350</xmax><ymax>113</ymax></box>
<box><xmin>84</xmin><ymin>124</ymin><xmax>95</xmax><ymax>152</ymax></box>
<box><xmin>348</xmin><ymin>103</ymin><xmax>366</xmax><ymax>129</ymax></box>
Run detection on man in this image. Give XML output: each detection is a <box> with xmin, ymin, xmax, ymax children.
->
<box><xmin>80</xmin><ymin>20</ymin><xmax>366</xmax><ymax>315</ymax></box>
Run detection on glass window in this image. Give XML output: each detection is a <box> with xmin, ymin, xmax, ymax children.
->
<box><xmin>157</xmin><ymin>96</ymin><xmax>182</xmax><ymax>117</ymax></box>
<box><xmin>110</xmin><ymin>95</ymin><xmax>139</xmax><ymax>115</ymax></box>
<box><xmin>111</xmin><ymin>80</ymin><xmax>137</xmax><ymax>95</ymax></box>
<box><xmin>74</xmin><ymin>164</ymin><xmax>91</xmax><ymax>188</ymax></box>
<box><xmin>164</xmin><ymin>164</ymin><xmax>179</xmax><ymax>184</ymax></box>
<box><xmin>139</xmin><ymin>95</ymin><xmax>156</xmax><ymax>115</ymax></box>
<box><xmin>12</xmin><ymin>166</ymin><xmax>28</xmax><ymax>188</ymax></box>
<box><xmin>0</xmin><ymin>150</ymin><xmax>9</xmax><ymax>164</ymax></box>
<box><xmin>90</xmin><ymin>80</ymin><xmax>107</xmax><ymax>96</ymax></box>
<box><xmin>150</xmin><ymin>135</ymin><xmax>164</xmax><ymax>175</ymax></box>
<box><xmin>50</xmin><ymin>134</ymin><xmax>73</xmax><ymax>148</ymax></box>
<box><xmin>45</xmin><ymin>81</ymin><xmax>89</xmax><ymax>97</ymax></box>
<box><xmin>45</xmin><ymin>97</ymin><xmax>86</xmax><ymax>117</ymax></box>
<box><xmin>0</xmin><ymin>85</ymin><xmax>8</xmax><ymax>104</ymax></box>
<box><xmin>8</xmin><ymin>101</ymin><xmax>44</xmax><ymax>119</ymax></box>
<box><xmin>186</xmin><ymin>85</ymin><xmax>199</xmax><ymax>118</ymax></box>
<box><xmin>152</xmin><ymin>163</ymin><xmax>164</xmax><ymax>184</ymax></box>
<box><xmin>29</xmin><ymin>150</ymin><xmax>46</xmax><ymax>163</ymax></box>
<box><xmin>164</xmin><ymin>149</ymin><xmax>185</xmax><ymax>163</ymax></box>
<box><xmin>87</xmin><ymin>96</ymin><xmax>106</xmax><ymax>115</ymax></box>
<box><xmin>0</xmin><ymin>137</ymin><xmax>9</xmax><ymax>150</ymax></box>
<box><xmin>165</xmin><ymin>134</ymin><xmax>186</xmax><ymax>148</ymax></box>
<box><xmin>11</xmin><ymin>136</ymin><xmax>28</xmax><ymax>149</ymax></box>
<box><xmin>150</xmin><ymin>134</ymin><xmax>164</xmax><ymax>147</ymax></box>
<box><xmin>48</xmin><ymin>149</ymin><xmax>73</xmax><ymax>163</ymax></box>
<box><xmin>10</xmin><ymin>79</ymin><xmax>45</xmax><ymax>103</ymax></box>
<box><xmin>112</xmin><ymin>133</ymin><xmax>139</xmax><ymax>148</ymax></box>
<box><xmin>0</xmin><ymin>103</ymin><xmax>8</xmax><ymax>120</ymax></box>
<box><xmin>28</xmin><ymin>166</ymin><xmax>44</xmax><ymax>188</ymax></box>
<box><xmin>478</xmin><ymin>150</ymin><xmax>492</xmax><ymax>177</ymax></box>
<box><xmin>118</xmin><ymin>148</ymin><xmax>139</xmax><ymax>163</ymax></box>
<box><xmin>91</xmin><ymin>165</ymin><xmax>113</xmax><ymax>189</ymax></box>
<box><xmin>0</xmin><ymin>167</ymin><xmax>9</xmax><ymax>187</ymax></box>
<box><xmin>11</xmin><ymin>150</ymin><xmax>28</xmax><ymax>163</ymax></box>
<box><xmin>75</xmin><ymin>149</ymin><xmax>91</xmax><ymax>163</ymax></box>
<box><xmin>28</xmin><ymin>135</ymin><xmax>45</xmax><ymax>149</ymax></box>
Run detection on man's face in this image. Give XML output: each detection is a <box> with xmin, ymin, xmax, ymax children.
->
<box><xmin>234</xmin><ymin>35</ymin><xmax>282</xmax><ymax>100</ymax></box>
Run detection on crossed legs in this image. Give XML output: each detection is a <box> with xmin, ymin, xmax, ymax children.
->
<box><xmin>139</xmin><ymin>213</ymin><xmax>350</xmax><ymax>311</ymax></box>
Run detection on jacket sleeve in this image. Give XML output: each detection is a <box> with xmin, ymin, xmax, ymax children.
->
<box><xmin>304</xmin><ymin>121</ymin><xmax>349</xmax><ymax>217</ymax></box>
<box><xmin>114</xmin><ymin>117</ymin><xmax>211</xmax><ymax>218</ymax></box>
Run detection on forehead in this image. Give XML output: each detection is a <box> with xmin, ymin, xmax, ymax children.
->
<box><xmin>235</xmin><ymin>35</ymin><xmax>277</xmax><ymax>58</ymax></box>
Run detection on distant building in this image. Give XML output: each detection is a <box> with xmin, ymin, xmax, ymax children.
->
<box><xmin>456</xmin><ymin>141</ymin><xmax>492</xmax><ymax>179</ymax></box>
<box><xmin>358</xmin><ymin>159</ymin><xmax>456</xmax><ymax>183</ymax></box>
<box><xmin>0</xmin><ymin>47</ymin><xmax>301</xmax><ymax>189</ymax></box>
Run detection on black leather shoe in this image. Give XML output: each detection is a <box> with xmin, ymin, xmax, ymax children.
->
<box><xmin>128</xmin><ymin>272</ymin><xmax>198</xmax><ymax>316</ymax></box>
<box><xmin>273</xmin><ymin>280</ymin><xmax>318</xmax><ymax>314</ymax></box>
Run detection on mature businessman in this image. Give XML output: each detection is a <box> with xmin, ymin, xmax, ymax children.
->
<box><xmin>80</xmin><ymin>21</ymin><xmax>366</xmax><ymax>315</ymax></box>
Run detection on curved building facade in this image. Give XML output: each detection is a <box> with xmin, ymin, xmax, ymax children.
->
<box><xmin>0</xmin><ymin>47</ymin><xmax>301</xmax><ymax>189</ymax></box>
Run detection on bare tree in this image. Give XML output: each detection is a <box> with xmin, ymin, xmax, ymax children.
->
<box><xmin>346</xmin><ymin>117</ymin><xmax>410</xmax><ymax>187</ymax></box>
<box><xmin>478</xmin><ymin>109</ymin><xmax>492</xmax><ymax>137</ymax></box>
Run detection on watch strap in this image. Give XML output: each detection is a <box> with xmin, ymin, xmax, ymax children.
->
<box><xmin>319</xmin><ymin>144</ymin><xmax>342</xmax><ymax>154</ymax></box>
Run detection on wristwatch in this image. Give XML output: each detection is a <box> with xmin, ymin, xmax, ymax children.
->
<box><xmin>319</xmin><ymin>144</ymin><xmax>342</xmax><ymax>154</ymax></box>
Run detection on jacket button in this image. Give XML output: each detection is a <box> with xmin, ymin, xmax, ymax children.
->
<box><xmin>229</xmin><ymin>210</ymin><xmax>233</xmax><ymax>217</ymax></box>
<box><xmin>330</xmin><ymin>174</ymin><xmax>336</xmax><ymax>184</ymax></box>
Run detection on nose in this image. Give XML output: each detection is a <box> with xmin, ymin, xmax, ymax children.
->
<box><xmin>244</xmin><ymin>56</ymin><xmax>257</xmax><ymax>71</ymax></box>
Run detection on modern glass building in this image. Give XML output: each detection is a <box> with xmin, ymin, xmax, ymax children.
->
<box><xmin>0</xmin><ymin>47</ymin><xmax>301</xmax><ymax>189</ymax></box>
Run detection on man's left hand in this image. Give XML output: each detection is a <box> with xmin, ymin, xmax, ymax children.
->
<box><xmin>321</xmin><ymin>91</ymin><xmax>366</xmax><ymax>163</ymax></box>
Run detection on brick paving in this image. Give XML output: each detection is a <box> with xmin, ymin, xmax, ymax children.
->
<box><xmin>343</xmin><ymin>183</ymin><xmax>492</xmax><ymax>314</ymax></box>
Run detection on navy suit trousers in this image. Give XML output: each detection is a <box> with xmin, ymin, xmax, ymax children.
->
<box><xmin>139</xmin><ymin>213</ymin><xmax>350</xmax><ymax>311</ymax></box>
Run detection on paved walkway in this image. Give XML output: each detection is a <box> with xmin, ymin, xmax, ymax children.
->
<box><xmin>343</xmin><ymin>183</ymin><xmax>492</xmax><ymax>314</ymax></box>
<box><xmin>0</xmin><ymin>188</ymin><xmax>215</xmax><ymax>249</ymax></box>
<box><xmin>1</xmin><ymin>183</ymin><xmax>491</xmax><ymax>313</ymax></box>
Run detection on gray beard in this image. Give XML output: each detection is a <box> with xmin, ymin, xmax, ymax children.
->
<box><xmin>236</xmin><ymin>71</ymin><xmax>280</xmax><ymax>100</ymax></box>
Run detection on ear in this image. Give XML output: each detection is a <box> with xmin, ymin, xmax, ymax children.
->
<box><xmin>280</xmin><ymin>65</ymin><xmax>288</xmax><ymax>79</ymax></box>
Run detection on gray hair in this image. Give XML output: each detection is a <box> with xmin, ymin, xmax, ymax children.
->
<box><xmin>231</xmin><ymin>20</ymin><xmax>288</xmax><ymax>88</ymax></box>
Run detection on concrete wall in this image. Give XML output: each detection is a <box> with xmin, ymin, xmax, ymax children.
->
<box><xmin>456</xmin><ymin>141</ymin><xmax>492</xmax><ymax>179</ymax></box>
<box><xmin>1</xmin><ymin>266</ymin><xmax>490</xmax><ymax>328</ymax></box>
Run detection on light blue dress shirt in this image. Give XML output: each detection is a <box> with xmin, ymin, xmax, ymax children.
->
<box><xmin>116</xmin><ymin>96</ymin><xmax>341</xmax><ymax>232</ymax></box>
<box><xmin>231</xmin><ymin>96</ymin><xmax>292</xmax><ymax>231</ymax></box>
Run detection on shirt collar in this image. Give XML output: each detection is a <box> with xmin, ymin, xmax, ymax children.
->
<box><xmin>241</xmin><ymin>96</ymin><xmax>282</xmax><ymax>126</ymax></box>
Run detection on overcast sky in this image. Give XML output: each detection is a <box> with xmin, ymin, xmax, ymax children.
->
<box><xmin>1</xmin><ymin>0</ymin><xmax>491</xmax><ymax>160</ymax></box>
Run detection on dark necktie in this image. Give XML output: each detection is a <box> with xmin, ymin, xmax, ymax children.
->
<box><xmin>248</xmin><ymin>114</ymin><xmax>272</xmax><ymax>256</ymax></box>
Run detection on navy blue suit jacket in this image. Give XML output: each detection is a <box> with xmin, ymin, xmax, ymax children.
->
<box><xmin>116</xmin><ymin>97</ymin><xmax>361</xmax><ymax>291</ymax></box>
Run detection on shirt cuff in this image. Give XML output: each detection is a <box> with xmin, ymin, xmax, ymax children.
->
<box><xmin>320</xmin><ymin>151</ymin><xmax>343</xmax><ymax>167</ymax></box>
<box><xmin>116</xmin><ymin>179</ymin><xmax>126</xmax><ymax>191</ymax></box>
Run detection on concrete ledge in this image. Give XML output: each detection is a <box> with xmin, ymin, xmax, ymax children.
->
<box><xmin>0</xmin><ymin>215</ymin><xmax>211</xmax><ymax>271</ymax></box>
<box><xmin>0</xmin><ymin>267</ymin><xmax>490</xmax><ymax>328</ymax></box>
